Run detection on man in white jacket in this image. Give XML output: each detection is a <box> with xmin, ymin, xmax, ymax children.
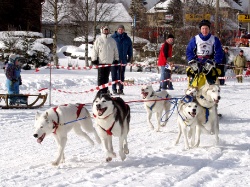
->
<box><xmin>91</xmin><ymin>26</ymin><xmax>119</xmax><ymax>94</ymax></box>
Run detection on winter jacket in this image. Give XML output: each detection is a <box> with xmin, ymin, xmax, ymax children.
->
<box><xmin>91</xmin><ymin>33</ymin><xmax>119</xmax><ymax>64</ymax></box>
<box><xmin>5</xmin><ymin>61</ymin><xmax>21</xmax><ymax>94</ymax></box>
<box><xmin>111</xmin><ymin>31</ymin><xmax>133</xmax><ymax>64</ymax></box>
<box><xmin>5</xmin><ymin>62</ymin><xmax>21</xmax><ymax>81</ymax></box>
<box><xmin>234</xmin><ymin>55</ymin><xmax>247</xmax><ymax>68</ymax></box>
<box><xmin>157</xmin><ymin>42</ymin><xmax>173</xmax><ymax>66</ymax></box>
<box><xmin>186</xmin><ymin>33</ymin><xmax>223</xmax><ymax>64</ymax></box>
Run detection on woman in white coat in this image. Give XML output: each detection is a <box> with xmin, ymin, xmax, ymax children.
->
<box><xmin>91</xmin><ymin>26</ymin><xmax>119</xmax><ymax>94</ymax></box>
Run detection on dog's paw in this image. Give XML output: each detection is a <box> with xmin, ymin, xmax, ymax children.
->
<box><xmin>89</xmin><ymin>139</ymin><xmax>95</xmax><ymax>146</ymax></box>
<box><xmin>160</xmin><ymin>123</ymin><xmax>166</xmax><ymax>127</ymax></box>
<box><xmin>106</xmin><ymin>157</ymin><xmax>112</xmax><ymax>162</ymax></box>
<box><xmin>51</xmin><ymin>161</ymin><xmax>60</xmax><ymax>166</ymax></box>
<box><xmin>124</xmin><ymin>149</ymin><xmax>129</xmax><ymax>154</ymax></box>
<box><xmin>119</xmin><ymin>150</ymin><xmax>126</xmax><ymax>161</ymax></box>
<box><xmin>107</xmin><ymin>151</ymin><xmax>116</xmax><ymax>158</ymax></box>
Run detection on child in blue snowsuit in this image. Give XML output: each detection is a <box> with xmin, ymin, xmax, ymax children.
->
<box><xmin>5</xmin><ymin>54</ymin><xmax>22</xmax><ymax>105</ymax></box>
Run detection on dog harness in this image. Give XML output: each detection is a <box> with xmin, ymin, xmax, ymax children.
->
<box><xmin>52</xmin><ymin>104</ymin><xmax>85</xmax><ymax>134</ymax></box>
<box><xmin>146</xmin><ymin>93</ymin><xmax>169</xmax><ymax>111</ymax></box>
<box><xmin>99</xmin><ymin>121</ymin><xmax>115</xmax><ymax>136</ymax></box>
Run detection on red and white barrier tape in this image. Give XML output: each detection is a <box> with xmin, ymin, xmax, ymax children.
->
<box><xmin>38</xmin><ymin>74</ymin><xmax>250</xmax><ymax>95</ymax></box>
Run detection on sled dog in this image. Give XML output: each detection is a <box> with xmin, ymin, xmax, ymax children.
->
<box><xmin>33</xmin><ymin>103</ymin><xmax>101</xmax><ymax>166</ymax></box>
<box><xmin>92</xmin><ymin>92</ymin><xmax>130</xmax><ymax>162</ymax></box>
<box><xmin>175</xmin><ymin>100</ymin><xmax>199</xmax><ymax>149</ymax></box>
<box><xmin>141</xmin><ymin>85</ymin><xmax>171</xmax><ymax>131</ymax></box>
<box><xmin>185</xmin><ymin>82</ymin><xmax>220</xmax><ymax>146</ymax></box>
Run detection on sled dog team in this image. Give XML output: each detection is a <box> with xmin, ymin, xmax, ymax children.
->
<box><xmin>33</xmin><ymin>82</ymin><xmax>221</xmax><ymax>165</ymax></box>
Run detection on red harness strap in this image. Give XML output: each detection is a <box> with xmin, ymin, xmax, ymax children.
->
<box><xmin>106</xmin><ymin>121</ymin><xmax>115</xmax><ymax>136</ymax></box>
<box><xmin>76</xmin><ymin>104</ymin><xmax>85</xmax><ymax>118</ymax></box>
<box><xmin>52</xmin><ymin>104</ymin><xmax>85</xmax><ymax>134</ymax></box>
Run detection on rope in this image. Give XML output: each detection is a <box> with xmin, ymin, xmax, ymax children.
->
<box><xmin>161</xmin><ymin>97</ymin><xmax>183</xmax><ymax>122</ymax></box>
<box><xmin>64</xmin><ymin>116</ymin><xmax>88</xmax><ymax>125</ymax></box>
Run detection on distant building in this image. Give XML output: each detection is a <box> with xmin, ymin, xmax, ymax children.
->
<box><xmin>0</xmin><ymin>0</ymin><xmax>44</xmax><ymax>32</ymax></box>
<box><xmin>42</xmin><ymin>2</ymin><xmax>133</xmax><ymax>45</ymax></box>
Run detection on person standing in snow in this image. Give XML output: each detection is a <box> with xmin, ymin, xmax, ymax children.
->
<box><xmin>218</xmin><ymin>47</ymin><xmax>230</xmax><ymax>85</ymax></box>
<box><xmin>91</xmin><ymin>26</ymin><xmax>119</xmax><ymax>94</ymax></box>
<box><xmin>157</xmin><ymin>34</ymin><xmax>175</xmax><ymax>90</ymax></box>
<box><xmin>5</xmin><ymin>54</ymin><xmax>22</xmax><ymax>105</ymax></box>
<box><xmin>111</xmin><ymin>25</ymin><xmax>133</xmax><ymax>95</ymax></box>
<box><xmin>233</xmin><ymin>50</ymin><xmax>247</xmax><ymax>83</ymax></box>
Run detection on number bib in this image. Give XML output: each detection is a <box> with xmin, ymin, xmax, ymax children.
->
<box><xmin>195</xmin><ymin>35</ymin><xmax>215</xmax><ymax>56</ymax></box>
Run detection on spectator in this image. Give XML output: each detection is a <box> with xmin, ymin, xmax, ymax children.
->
<box><xmin>163</xmin><ymin>57</ymin><xmax>175</xmax><ymax>90</ymax></box>
<box><xmin>111</xmin><ymin>25</ymin><xmax>133</xmax><ymax>95</ymax></box>
<box><xmin>186</xmin><ymin>19</ymin><xmax>223</xmax><ymax>88</ymax></box>
<box><xmin>91</xmin><ymin>26</ymin><xmax>119</xmax><ymax>94</ymax></box>
<box><xmin>5</xmin><ymin>54</ymin><xmax>22</xmax><ymax>105</ymax></box>
<box><xmin>157</xmin><ymin>34</ymin><xmax>174</xmax><ymax>91</ymax></box>
<box><xmin>218</xmin><ymin>47</ymin><xmax>230</xmax><ymax>85</ymax></box>
<box><xmin>233</xmin><ymin>50</ymin><xmax>247</xmax><ymax>83</ymax></box>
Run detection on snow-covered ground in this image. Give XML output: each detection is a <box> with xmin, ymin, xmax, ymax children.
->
<box><xmin>0</xmin><ymin>58</ymin><xmax>250</xmax><ymax>187</ymax></box>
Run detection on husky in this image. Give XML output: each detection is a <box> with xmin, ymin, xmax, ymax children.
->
<box><xmin>185</xmin><ymin>81</ymin><xmax>221</xmax><ymax>146</ymax></box>
<box><xmin>92</xmin><ymin>93</ymin><xmax>130</xmax><ymax>162</ymax></box>
<box><xmin>33</xmin><ymin>103</ymin><xmax>101</xmax><ymax>166</ymax></box>
<box><xmin>175</xmin><ymin>100</ymin><xmax>199</xmax><ymax>149</ymax></box>
<box><xmin>141</xmin><ymin>85</ymin><xmax>171</xmax><ymax>131</ymax></box>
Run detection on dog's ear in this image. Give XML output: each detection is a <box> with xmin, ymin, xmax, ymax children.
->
<box><xmin>35</xmin><ymin>112</ymin><xmax>41</xmax><ymax>119</ymax></box>
<box><xmin>45</xmin><ymin>112</ymin><xmax>49</xmax><ymax>119</ymax></box>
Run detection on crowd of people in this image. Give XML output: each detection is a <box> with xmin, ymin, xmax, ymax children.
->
<box><xmin>5</xmin><ymin>20</ymin><xmax>249</xmax><ymax>105</ymax></box>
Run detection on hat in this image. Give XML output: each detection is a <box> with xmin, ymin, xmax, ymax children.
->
<box><xmin>9</xmin><ymin>54</ymin><xmax>18</xmax><ymax>63</ymax></box>
<box><xmin>117</xmin><ymin>25</ymin><xmax>125</xmax><ymax>30</ymax></box>
<box><xmin>167</xmin><ymin>34</ymin><xmax>175</xmax><ymax>39</ymax></box>
<box><xmin>240</xmin><ymin>50</ymin><xmax>244</xmax><ymax>53</ymax></box>
<box><xmin>101</xmin><ymin>26</ymin><xmax>109</xmax><ymax>31</ymax></box>
<box><xmin>199</xmin><ymin>19</ymin><xmax>211</xmax><ymax>29</ymax></box>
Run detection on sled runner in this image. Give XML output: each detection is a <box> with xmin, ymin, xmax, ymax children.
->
<box><xmin>0</xmin><ymin>93</ymin><xmax>47</xmax><ymax>109</ymax></box>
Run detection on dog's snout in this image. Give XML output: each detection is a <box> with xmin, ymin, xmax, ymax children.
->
<box><xmin>192</xmin><ymin>109</ymin><xmax>196</xmax><ymax>112</ymax></box>
<box><xmin>218</xmin><ymin>96</ymin><xmax>221</xmax><ymax>100</ymax></box>
<box><xmin>33</xmin><ymin>134</ymin><xmax>38</xmax><ymax>138</ymax></box>
<box><xmin>96</xmin><ymin>104</ymin><xmax>101</xmax><ymax>109</ymax></box>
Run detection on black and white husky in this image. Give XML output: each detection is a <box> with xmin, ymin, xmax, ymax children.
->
<box><xmin>92</xmin><ymin>92</ymin><xmax>130</xmax><ymax>162</ymax></box>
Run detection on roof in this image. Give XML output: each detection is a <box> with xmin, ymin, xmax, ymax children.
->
<box><xmin>147</xmin><ymin>0</ymin><xmax>244</xmax><ymax>13</ymax></box>
<box><xmin>42</xmin><ymin>2</ymin><xmax>132</xmax><ymax>25</ymax></box>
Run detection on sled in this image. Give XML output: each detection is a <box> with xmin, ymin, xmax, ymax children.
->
<box><xmin>0</xmin><ymin>93</ymin><xmax>47</xmax><ymax>109</ymax></box>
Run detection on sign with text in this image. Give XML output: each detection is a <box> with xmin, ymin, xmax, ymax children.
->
<box><xmin>185</xmin><ymin>14</ymin><xmax>211</xmax><ymax>22</ymax></box>
<box><xmin>165</xmin><ymin>14</ymin><xmax>174</xmax><ymax>21</ymax></box>
<box><xmin>238</xmin><ymin>14</ymin><xmax>250</xmax><ymax>23</ymax></box>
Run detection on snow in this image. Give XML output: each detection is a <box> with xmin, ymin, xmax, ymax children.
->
<box><xmin>0</xmin><ymin>57</ymin><xmax>250</xmax><ymax>187</ymax></box>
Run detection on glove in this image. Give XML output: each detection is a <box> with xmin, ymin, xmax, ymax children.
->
<box><xmin>92</xmin><ymin>60</ymin><xmax>99</xmax><ymax>65</ymax></box>
<box><xmin>113</xmin><ymin>60</ymin><xmax>119</xmax><ymax>64</ymax></box>
<box><xmin>188</xmin><ymin>59</ymin><xmax>196</xmax><ymax>65</ymax></box>
<box><xmin>188</xmin><ymin>60</ymin><xmax>198</xmax><ymax>71</ymax></box>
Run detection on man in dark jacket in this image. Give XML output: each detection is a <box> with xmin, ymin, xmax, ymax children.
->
<box><xmin>218</xmin><ymin>47</ymin><xmax>229</xmax><ymax>85</ymax></box>
<box><xmin>111</xmin><ymin>25</ymin><xmax>133</xmax><ymax>95</ymax></box>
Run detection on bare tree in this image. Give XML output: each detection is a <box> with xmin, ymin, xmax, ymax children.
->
<box><xmin>70</xmin><ymin>0</ymin><xmax>116</xmax><ymax>66</ymax></box>
<box><xmin>42</xmin><ymin>0</ymin><xmax>71</xmax><ymax>66</ymax></box>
